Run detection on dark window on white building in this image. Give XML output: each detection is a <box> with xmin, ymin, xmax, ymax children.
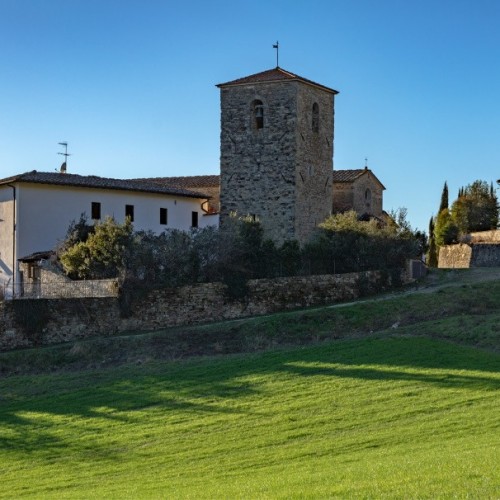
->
<box><xmin>160</xmin><ymin>207</ymin><xmax>168</xmax><ymax>225</ymax></box>
<box><xmin>191</xmin><ymin>211</ymin><xmax>199</xmax><ymax>228</ymax></box>
<box><xmin>125</xmin><ymin>204</ymin><xmax>134</xmax><ymax>222</ymax></box>
<box><xmin>91</xmin><ymin>202</ymin><xmax>101</xmax><ymax>220</ymax></box>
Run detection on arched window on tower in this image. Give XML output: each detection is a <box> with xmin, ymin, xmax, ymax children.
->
<box><xmin>253</xmin><ymin>100</ymin><xmax>264</xmax><ymax>129</ymax></box>
<box><xmin>312</xmin><ymin>102</ymin><xmax>319</xmax><ymax>133</ymax></box>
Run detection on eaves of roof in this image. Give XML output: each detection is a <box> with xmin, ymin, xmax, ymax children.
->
<box><xmin>134</xmin><ymin>174</ymin><xmax>220</xmax><ymax>189</ymax></box>
<box><xmin>18</xmin><ymin>250</ymin><xmax>54</xmax><ymax>262</ymax></box>
<box><xmin>332</xmin><ymin>169</ymin><xmax>386</xmax><ymax>190</ymax></box>
<box><xmin>0</xmin><ymin>171</ymin><xmax>211</xmax><ymax>199</ymax></box>
<box><xmin>217</xmin><ymin>67</ymin><xmax>339</xmax><ymax>95</ymax></box>
<box><xmin>332</xmin><ymin>169</ymin><xmax>366</xmax><ymax>183</ymax></box>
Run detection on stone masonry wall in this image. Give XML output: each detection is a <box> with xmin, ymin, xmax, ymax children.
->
<box><xmin>0</xmin><ymin>270</ymin><xmax>387</xmax><ymax>351</ymax></box>
<box><xmin>438</xmin><ymin>244</ymin><xmax>472</xmax><ymax>268</ymax></box>
<box><xmin>220</xmin><ymin>81</ymin><xmax>299</xmax><ymax>243</ymax></box>
<box><xmin>470</xmin><ymin>244</ymin><xmax>500</xmax><ymax>267</ymax></box>
<box><xmin>0</xmin><ymin>297</ymin><xmax>122</xmax><ymax>351</ymax></box>
<box><xmin>332</xmin><ymin>183</ymin><xmax>353</xmax><ymax>213</ymax></box>
<box><xmin>331</xmin><ymin>172</ymin><xmax>383</xmax><ymax>218</ymax></box>
<box><xmin>351</xmin><ymin>174</ymin><xmax>383</xmax><ymax>217</ymax></box>
<box><xmin>219</xmin><ymin>79</ymin><xmax>334</xmax><ymax>245</ymax></box>
<box><xmin>438</xmin><ymin>242</ymin><xmax>500</xmax><ymax>268</ymax></box>
<box><xmin>294</xmin><ymin>83</ymin><xmax>334</xmax><ymax>243</ymax></box>
<box><xmin>469</xmin><ymin>229</ymin><xmax>500</xmax><ymax>243</ymax></box>
<box><xmin>19</xmin><ymin>260</ymin><xmax>118</xmax><ymax>298</ymax></box>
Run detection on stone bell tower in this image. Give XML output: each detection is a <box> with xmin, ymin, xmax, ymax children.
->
<box><xmin>217</xmin><ymin>67</ymin><xmax>338</xmax><ymax>245</ymax></box>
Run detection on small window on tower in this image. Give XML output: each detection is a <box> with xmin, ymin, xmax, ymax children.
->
<box><xmin>312</xmin><ymin>102</ymin><xmax>319</xmax><ymax>133</ymax></box>
<box><xmin>253</xmin><ymin>100</ymin><xmax>264</xmax><ymax>129</ymax></box>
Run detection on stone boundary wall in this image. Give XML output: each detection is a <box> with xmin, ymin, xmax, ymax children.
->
<box><xmin>470</xmin><ymin>229</ymin><xmax>500</xmax><ymax>243</ymax></box>
<box><xmin>438</xmin><ymin>244</ymin><xmax>473</xmax><ymax>268</ymax></box>
<box><xmin>470</xmin><ymin>244</ymin><xmax>500</xmax><ymax>267</ymax></box>
<box><xmin>23</xmin><ymin>279</ymin><xmax>119</xmax><ymax>299</ymax></box>
<box><xmin>438</xmin><ymin>243</ymin><xmax>500</xmax><ymax>268</ymax></box>
<box><xmin>19</xmin><ymin>260</ymin><xmax>118</xmax><ymax>299</ymax></box>
<box><xmin>0</xmin><ymin>270</ymin><xmax>396</xmax><ymax>352</ymax></box>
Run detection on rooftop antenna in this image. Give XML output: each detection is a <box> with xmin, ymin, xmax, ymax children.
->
<box><xmin>58</xmin><ymin>142</ymin><xmax>71</xmax><ymax>173</ymax></box>
<box><xmin>273</xmin><ymin>41</ymin><xmax>279</xmax><ymax>68</ymax></box>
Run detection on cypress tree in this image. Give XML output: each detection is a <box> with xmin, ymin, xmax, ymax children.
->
<box><xmin>427</xmin><ymin>216</ymin><xmax>438</xmax><ymax>267</ymax></box>
<box><xmin>427</xmin><ymin>236</ymin><xmax>438</xmax><ymax>267</ymax></box>
<box><xmin>439</xmin><ymin>182</ymin><xmax>449</xmax><ymax>213</ymax></box>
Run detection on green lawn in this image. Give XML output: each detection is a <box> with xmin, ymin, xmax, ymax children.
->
<box><xmin>1</xmin><ymin>336</ymin><xmax>499</xmax><ymax>498</ymax></box>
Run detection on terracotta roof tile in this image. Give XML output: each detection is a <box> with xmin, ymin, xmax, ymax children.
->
<box><xmin>217</xmin><ymin>67</ymin><xmax>338</xmax><ymax>94</ymax></box>
<box><xmin>332</xmin><ymin>169</ymin><xmax>366</xmax><ymax>182</ymax></box>
<box><xmin>0</xmin><ymin>171</ymin><xmax>210</xmax><ymax>199</ymax></box>
<box><xmin>135</xmin><ymin>175</ymin><xmax>220</xmax><ymax>189</ymax></box>
<box><xmin>332</xmin><ymin>168</ymin><xmax>386</xmax><ymax>190</ymax></box>
<box><xmin>18</xmin><ymin>250</ymin><xmax>54</xmax><ymax>262</ymax></box>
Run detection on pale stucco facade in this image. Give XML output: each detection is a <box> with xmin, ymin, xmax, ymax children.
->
<box><xmin>0</xmin><ymin>172</ymin><xmax>217</xmax><ymax>296</ymax></box>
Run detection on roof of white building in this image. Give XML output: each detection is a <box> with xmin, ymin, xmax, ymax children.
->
<box><xmin>134</xmin><ymin>174</ymin><xmax>220</xmax><ymax>189</ymax></box>
<box><xmin>0</xmin><ymin>171</ymin><xmax>210</xmax><ymax>199</ymax></box>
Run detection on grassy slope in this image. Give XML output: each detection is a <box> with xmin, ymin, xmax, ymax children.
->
<box><xmin>0</xmin><ymin>269</ymin><xmax>499</xmax><ymax>498</ymax></box>
<box><xmin>1</xmin><ymin>338</ymin><xmax>499</xmax><ymax>498</ymax></box>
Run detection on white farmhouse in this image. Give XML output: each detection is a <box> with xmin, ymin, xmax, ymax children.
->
<box><xmin>0</xmin><ymin>170</ymin><xmax>218</xmax><ymax>296</ymax></box>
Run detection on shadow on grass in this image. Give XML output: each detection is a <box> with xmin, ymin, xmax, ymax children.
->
<box><xmin>0</xmin><ymin>337</ymin><xmax>498</xmax><ymax>456</ymax></box>
<box><xmin>0</xmin><ymin>366</ymin><xmax>260</xmax><ymax>456</ymax></box>
<box><xmin>281</xmin><ymin>360</ymin><xmax>500</xmax><ymax>390</ymax></box>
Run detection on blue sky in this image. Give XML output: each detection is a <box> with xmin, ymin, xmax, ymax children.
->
<box><xmin>1</xmin><ymin>0</ymin><xmax>500</xmax><ymax>233</ymax></box>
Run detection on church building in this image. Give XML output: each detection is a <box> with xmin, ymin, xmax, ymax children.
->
<box><xmin>46</xmin><ymin>67</ymin><xmax>385</xmax><ymax>248</ymax></box>
<box><xmin>332</xmin><ymin>168</ymin><xmax>385</xmax><ymax>220</ymax></box>
<box><xmin>150</xmin><ymin>67</ymin><xmax>386</xmax><ymax>244</ymax></box>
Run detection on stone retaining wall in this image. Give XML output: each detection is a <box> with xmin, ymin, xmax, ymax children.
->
<box><xmin>471</xmin><ymin>244</ymin><xmax>500</xmax><ymax>267</ymax></box>
<box><xmin>0</xmin><ymin>270</ymin><xmax>393</xmax><ymax>351</ymax></box>
<box><xmin>470</xmin><ymin>229</ymin><xmax>500</xmax><ymax>243</ymax></box>
<box><xmin>438</xmin><ymin>244</ymin><xmax>473</xmax><ymax>268</ymax></box>
<box><xmin>438</xmin><ymin>243</ymin><xmax>500</xmax><ymax>268</ymax></box>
